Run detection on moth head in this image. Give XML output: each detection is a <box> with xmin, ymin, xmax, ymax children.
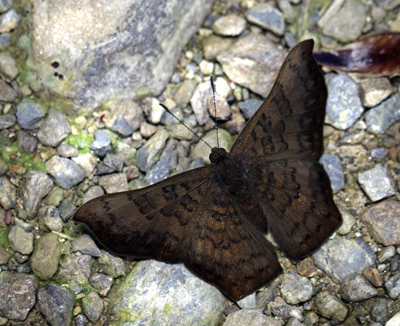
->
<box><xmin>209</xmin><ymin>147</ymin><xmax>227</xmax><ymax>164</ymax></box>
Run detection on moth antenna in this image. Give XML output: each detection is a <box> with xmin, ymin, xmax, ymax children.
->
<box><xmin>159</xmin><ymin>103</ymin><xmax>212</xmax><ymax>150</ymax></box>
<box><xmin>210</xmin><ymin>76</ymin><xmax>219</xmax><ymax>148</ymax></box>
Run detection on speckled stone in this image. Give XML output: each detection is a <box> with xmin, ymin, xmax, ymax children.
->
<box><xmin>0</xmin><ymin>272</ymin><xmax>38</xmax><ymax>321</ymax></box>
<box><xmin>362</xmin><ymin>200</ymin><xmax>400</xmax><ymax>246</ymax></box>
<box><xmin>38</xmin><ymin>284</ymin><xmax>74</xmax><ymax>326</ymax></box>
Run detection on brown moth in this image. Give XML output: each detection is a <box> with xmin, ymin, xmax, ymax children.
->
<box><xmin>74</xmin><ymin>39</ymin><xmax>342</xmax><ymax>301</ymax></box>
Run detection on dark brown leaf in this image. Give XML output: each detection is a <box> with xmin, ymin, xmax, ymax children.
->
<box><xmin>314</xmin><ymin>33</ymin><xmax>400</xmax><ymax>77</ymax></box>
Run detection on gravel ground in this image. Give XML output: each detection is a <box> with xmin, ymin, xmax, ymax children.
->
<box><xmin>0</xmin><ymin>0</ymin><xmax>400</xmax><ymax>325</ymax></box>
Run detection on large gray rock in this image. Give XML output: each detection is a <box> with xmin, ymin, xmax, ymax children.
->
<box><xmin>319</xmin><ymin>0</ymin><xmax>366</xmax><ymax>43</ymax></box>
<box><xmin>30</xmin><ymin>233</ymin><xmax>63</xmax><ymax>280</ymax></box>
<box><xmin>365</xmin><ymin>94</ymin><xmax>400</xmax><ymax>134</ymax></box>
<box><xmin>106</xmin><ymin>260</ymin><xmax>227</xmax><ymax>325</ymax></box>
<box><xmin>37</xmin><ymin>108</ymin><xmax>71</xmax><ymax>147</ymax></box>
<box><xmin>38</xmin><ymin>284</ymin><xmax>75</xmax><ymax>326</ymax></box>
<box><xmin>313</xmin><ymin>238</ymin><xmax>376</xmax><ymax>282</ymax></box>
<box><xmin>8</xmin><ymin>225</ymin><xmax>33</xmax><ymax>255</ymax></box>
<box><xmin>23</xmin><ymin>0</ymin><xmax>215</xmax><ymax>111</ymax></box>
<box><xmin>224</xmin><ymin>309</ymin><xmax>281</xmax><ymax>326</ymax></box>
<box><xmin>46</xmin><ymin>156</ymin><xmax>85</xmax><ymax>189</ymax></box>
<box><xmin>217</xmin><ymin>33</ymin><xmax>286</xmax><ymax>98</ymax></box>
<box><xmin>326</xmin><ymin>74</ymin><xmax>364</xmax><ymax>130</ymax></box>
<box><xmin>362</xmin><ymin>200</ymin><xmax>400</xmax><ymax>246</ymax></box>
<box><xmin>21</xmin><ymin>170</ymin><xmax>53</xmax><ymax>218</ymax></box>
<box><xmin>314</xmin><ymin>291</ymin><xmax>348</xmax><ymax>322</ymax></box>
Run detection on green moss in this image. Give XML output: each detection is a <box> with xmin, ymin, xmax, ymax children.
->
<box><xmin>63</xmin><ymin>223</ymin><xmax>75</xmax><ymax>237</ymax></box>
<box><xmin>162</xmin><ymin>302</ymin><xmax>172</xmax><ymax>314</ymax></box>
<box><xmin>13</xmin><ymin>25</ymin><xmax>76</xmax><ymax>112</ymax></box>
<box><xmin>112</xmin><ymin>311</ymin><xmax>141</xmax><ymax>324</ymax></box>
<box><xmin>0</xmin><ymin>141</ymin><xmax>46</xmax><ymax>174</ymax></box>
<box><xmin>64</xmin><ymin>127</ymin><xmax>118</xmax><ymax>154</ymax></box>
<box><xmin>64</xmin><ymin>130</ymin><xmax>94</xmax><ymax>153</ymax></box>
<box><xmin>17</xmin><ymin>34</ymin><xmax>31</xmax><ymax>50</ymax></box>
<box><xmin>135</xmin><ymin>86</ymin><xmax>150</xmax><ymax>99</ymax></box>
<box><xmin>214</xmin><ymin>317</ymin><xmax>226</xmax><ymax>326</ymax></box>
<box><xmin>82</xmin><ymin>293</ymin><xmax>93</xmax><ymax>306</ymax></box>
<box><xmin>39</xmin><ymin>86</ymin><xmax>77</xmax><ymax>116</ymax></box>
<box><xmin>82</xmin><ymin>283</ymin><xmax>98</xmax><ymax>296</ymax></box>
<box><xmin>18</xmin><ymin>97</ymin><xmax>48</xmax><ymax>114</ymax></box>
<box><xmin>18</xmin><ymin>47</ymin><xmax>73</xmax><ymax>91</ymax></box>
<box><xmin>11</xmin><ymin>6</ymin><xmax>75</xmax><ymax>113</ymax></box>
<box><xmin>37</xmin><ymin>278</ymin><xmax>61</xmax><ymax>287</ymax></box>
<box><xmin>61</xmin><ymin>239</ymin><xmax>72</xmax><ymax>257</ymax></box>
<box><xmin>0</xmin><ymin>226</ymin><xmax>11</xmax><ymax>251</ymax></box>
<box><xmin>44</xmin><ymin>187</ymin><xmax>64</xmax><ymax>206</ymax></box>
<box><xmin>36</xmin><ymin>276</ymin><xmax>97</xmax><ymax>297</ymax></box>
<box><xmin>17</xmin><ymin>152</ymin><xmax>47</xmax><ymax>172</ymax></box>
